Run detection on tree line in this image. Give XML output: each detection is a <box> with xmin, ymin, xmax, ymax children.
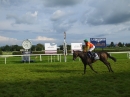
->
<box><xmin>0</xmin><ymin>42</ymin><xmax>130</xmax><ymax>51</ymax></box>
<box><xmin>108</xmin><ymin>42</ymin><xmax>130</xmax><ymax>47</ymax></box>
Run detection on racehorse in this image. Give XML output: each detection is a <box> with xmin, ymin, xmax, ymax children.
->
<box><xmin>73</xmin><ymin>50</ymin><xmax>116</xmax><ymax>74</ymax></box>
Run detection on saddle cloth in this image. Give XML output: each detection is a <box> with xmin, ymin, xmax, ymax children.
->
<box><xmin>88</xmin><ymin>52</ymin><xmax>99</xmax><ymax>60</ymax></box>
<box><xmin>94</xmin><ymin>53</ymin><xmax>99</xmax><ymax>60</ymax></box>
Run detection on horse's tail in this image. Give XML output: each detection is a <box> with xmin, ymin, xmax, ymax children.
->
<box><xmin>106</xmin><ymin>52</ymin><xmax>116</xmax><ymax>62</ymax></box>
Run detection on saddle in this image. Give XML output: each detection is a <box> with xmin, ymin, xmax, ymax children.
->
<box><xmin>87</xmin><ymin>52</ymin><xmax>99</xmax><ymax>60</ymax></box>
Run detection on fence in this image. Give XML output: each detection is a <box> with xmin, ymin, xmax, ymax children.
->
<box><xmin>0</xmin><ymin>52</ymin><xmax>130</xmax><ymax>64</ymax></box>
<box><xmin>108</xmin><ymin>52</ymin><xmax>130</xmax><ymax>59</ymax></box>
<box><xmin>0</xmin><ymin>54</ymin><xmax>62</xmax><ymax>64</ymax></box>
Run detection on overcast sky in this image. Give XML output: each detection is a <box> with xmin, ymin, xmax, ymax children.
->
<box><xmin>0</xmin><ymin>0</ymin><xmax>130</xmax><ymax>46</ymax></box>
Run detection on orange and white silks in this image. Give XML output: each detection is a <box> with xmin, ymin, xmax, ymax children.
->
<box><xmin>84</xmin><ymin>42</ymin><xmax>95</xmax><ymax>52</ymax></box>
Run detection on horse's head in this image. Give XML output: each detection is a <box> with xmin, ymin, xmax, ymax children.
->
<box><xmin>73</xmin><ymin>50</ymin><xmax>79</xmax><ymax>60</ymax></box>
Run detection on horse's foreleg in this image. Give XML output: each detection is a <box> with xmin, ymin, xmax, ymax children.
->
<box><xmin>88</xmin><ymin>64</ymin><xmax>97</xmax><ymax>73</ymax></box>
<box><xmin>84</xmin><ymin>64</ymin><xmax>86</xmax><ymax>74</ymax></box>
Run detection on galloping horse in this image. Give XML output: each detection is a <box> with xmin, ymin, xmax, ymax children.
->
<box><xmin>73</xmin><ymin>50</ymin><xmax>116</xmax><ymax>74</ymax></box>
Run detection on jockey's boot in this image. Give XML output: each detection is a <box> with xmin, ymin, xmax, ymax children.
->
<box><xmin>87</xmin><ymin>51</ymin><xmax>94</xmax><ymax>59</ymax></box>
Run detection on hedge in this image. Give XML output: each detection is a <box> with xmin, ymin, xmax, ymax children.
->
<box><xmin>0</xmin><ymin>49</ymin><xmax>2</xmax><ymax>55</ymax></box>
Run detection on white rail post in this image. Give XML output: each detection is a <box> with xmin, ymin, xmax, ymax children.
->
<box><xmin>5</xmin><ymin>57</ymin><xmax>6</xmax><ymax>64</ymax></box>
<box><xmin>57</xmin><ymin>55</ymin><xmax>59</xmax><ymax>61</ymax></box>
<box><xmin>40</xmin><ymin>55</ymin><xmax>42</xmax><ymax>61</ymax></box>
<box><xmin>29</xmin><ymin>54</ymin><xmax>30</xmax><ymax>64</ymax></box>
<box><xmin>51</xmin><ymin>55</ymin><xmax>52</xmax><ymax>62</ymax></box>
<box><xmin>60</xmin><ymin>54</ymin><xmax>61</xmax><ymax>62</ymax></box>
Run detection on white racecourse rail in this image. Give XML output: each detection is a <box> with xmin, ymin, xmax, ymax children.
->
<box><xmin>0</xmin><ymin>52</ymin><xmax>130</xmax><ymax>64</ymax></box>
<box><xmin>0</xmin><ymin>54</ymin><xmax>62</xmax><ymax>64</ymax></box>
<box><xmin>108</xmin><ymin>51</ymin><xmax>130</xmax><ymax>59</ymax></box>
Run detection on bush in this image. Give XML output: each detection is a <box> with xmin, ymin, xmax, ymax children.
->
<box><xmin>12</xmin><ymin>51</ymin><xmax>22</xmax><ymax>55</ymax></box>
<box><xmin>32</xmin><ymin>51</ymin><xmax>45</xmax><ymax>54</ymax></box>
<box><xmin>0</xmin><ymin>49</ymin><xmax>2</xmax><ymax>55</ymax></box>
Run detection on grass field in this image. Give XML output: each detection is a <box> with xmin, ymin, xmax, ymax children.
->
<box><xmin>0</xmin><ymin>54</ymin><xmax>130</xmax><ymax>97</ymax></box>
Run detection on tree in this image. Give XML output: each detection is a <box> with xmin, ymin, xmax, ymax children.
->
<box><xmin>35</xmin><ymin>43</ymin><xmax>44</xmax><ymax>51</ymax></box>
<box><xmin>58</xmin><ymin>45</ymin><xmax>63</xmax><ymax>50</ymax></box>
<box><xmin>125</xmin><ymin>43</ymin><xmax>130</xmax><ymax>47</ymax></box>
<box><xmin>0</xmin><ymin>49</ymin><xmax>2</xmax><ymax>55</ymax></box>
<box><xmin>118</xmin><ymin>42</ymin><xmax>123</xmax><ymax>47</ymax></box>
<box><xmin>109</xmin><ymin>42</ymin><xmax>115</xmax><ymax>47</ymax></box>
<box><xmin>67</xmin><ymin>45</ymin><xmax>71</xmax><ymax>50</ymax></box>
<box><xmin>31</xmin><ymin>45</ymin><xmax>36</xmax><ymax>51</ymax></box>
<box><xmin>10</xmin><ymin>45</ymin><xmax>22</xmax><ymax>51</ymax></box>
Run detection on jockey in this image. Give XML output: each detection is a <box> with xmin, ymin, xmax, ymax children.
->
<box><xmin>84</xmin><ymin>39</ymin><xmax>95</xmax><ymax>58</ymax></box>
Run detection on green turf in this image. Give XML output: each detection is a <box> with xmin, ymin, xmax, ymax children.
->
<box><xmin>0</xmin><ymin>54</ymin><xmax>130</xmax><ymax>97</ymax></box>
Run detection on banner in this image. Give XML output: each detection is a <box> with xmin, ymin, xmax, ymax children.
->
<box><xmin>90</xmin><ymin>38</ymin><xmax>106</xmax><ymax>48</ymax></box>
<box><xmin>45</xmin><ymin>43</ymin><xmax>57</xmax><ymax>54</ymax></box>
<box><xmin>71</xmin><ymin>43</ymin><xmax>82</xmax><ymax>53</ymax></box>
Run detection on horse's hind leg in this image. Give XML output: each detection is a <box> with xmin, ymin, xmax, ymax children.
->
<box><xmin>107</xmin><ymin>62</ymin><xmax>114</xmax><ymax>72</ymax></box>
<box><xmin>88</xmin><ymin>64</ymin><xmax>97</xmax><ymax>73</ymax></box>
<box><xmin>102</xmin><ymin>60</ymin><xmax>113</xmax><ymax>72</ymax></box>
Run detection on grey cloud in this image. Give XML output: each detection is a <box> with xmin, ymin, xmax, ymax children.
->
<box><xmin>50</xmin><ymin>10</ymin><xmax>75</xmax><ymax>21</ymax></box>
<box><xmin>0</xmin><ymin>0</ymin><xmax>27</xmax><ymax>7</ymax></box>
<box><xmin>51</xmin><ymin>17</ymin><xmax>77</xmax><ymax>33</ymax></box>
<box><xmin>50</xmin><ymin>10</ymin><xmax>77</xmax><ymax>33</ymax></box>
<box><xmin>6</xmin><ymin>11</ymin><xmax>38</xmax><ymax>24</ymax></box>
<box><xmin>95</xmin><ymin>33</ymin><xmax>110</xmax><ymax>37</ymax></box>
<box><xmin>50</xmin><ymin>10</ymin><xmax>66</xmax><ymax>21</ymax></box>
<box><xmin>53</xmin><ymin>21</ymin><xmax>70</xmax><ymax>33</ymax></box>
<box><xmin>82</xmin><ymin>0</ymin><xmax>130</xmax><ymax>25</ymax></box>
<box><xmin>128</xmin><ymin>27</ymin><xmax>130</xmax><ymax>31</ymax></box>
<box><xmin>105</xmin><ymin>13</ymin><xmax>130</xmax><ymax>24</ymax></box>
<box><xmin>42</xmin><ymin>0</ymin><xmax>83</xmax><ymax>7</ymax></box>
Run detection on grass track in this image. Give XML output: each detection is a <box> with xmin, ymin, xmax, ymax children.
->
<box><xmin>0</xmin><ymin>54</ymin><xmax>130</xmax><ymax>97</ymax></box>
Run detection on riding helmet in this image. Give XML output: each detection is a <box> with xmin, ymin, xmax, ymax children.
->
<box><xmin>84</xmin><ymin>39</ymin><xmax>88</xmax><ymax>42</ymax></box>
